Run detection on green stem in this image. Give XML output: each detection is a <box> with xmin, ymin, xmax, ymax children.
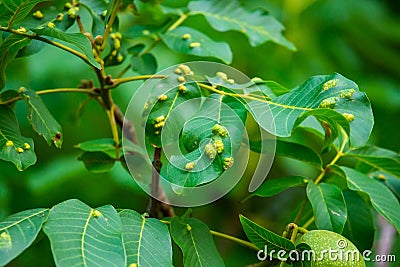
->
<box><xmin>101</xmin><ymin>0</ymin><xmax>121</xmax><ymax>51</ymax></box>
<box><xmin>0</xmin><ymin>27</ymin><xmax>91</xmax><ymax>66</ymax></box>
<box><xmin>314</xmin><ymin>128</ymin><xmax>349</xmax><ymax>184</ymax></box>
<box><xmin>167</xmin><ymin>13</ymin><xmax>189</xmax><ymax>31</ymax></box>
<box><xmin>0</xmin><ymin>88</ymin><xmax>96</xmax><ymax>105</ymax></box>
<box><xmin>293</xmin><ymin>199</ymin><xmax>308</xmax><ymax>225</ymax></box>
<box><xmin>301</xmin><ymin>217</ymin><xmax>315</xmax><ymax>229</ymax></box>
<box><xmin>210</xmin><ymin>230</ymin><xmax>259</xmax><ymax>251</ymax></box>
<box><xmin>109</xmin><ymin>75</ymin><xmax>167</xmax><ymax>88</ymax></box>
<box><xmin>160</xmin><ymin>220</ymin><xmax>258</xmax><ymax>251</ymax></box>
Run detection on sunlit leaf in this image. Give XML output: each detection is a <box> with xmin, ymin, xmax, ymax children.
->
<box><xmin>188</xmin><ymin>0</ymin><xmax>295</xmax><ymax>50</ymax></box>
<box><xmin>0</xmin><ymin>208</ymin><xmax>48</xmax><ymax>266</ymax></box>
<box><xmin>43</xmin><ymin>199</ymin><xmax>126</xmax><ymax>267</ymax></box>
<box><xmin>160</xmin><ymin>26</ymin><xmax>232</xmax><ymax>64</ymax></box>
<box><xmin>120</xmin><ymin>210</ymin><xmax>173</xmax><ymax>267</ymax></box>
<box><xmin>0</xmin><ymin>105</ymin><xmax>36</xmax><ymax>171</ymax></box>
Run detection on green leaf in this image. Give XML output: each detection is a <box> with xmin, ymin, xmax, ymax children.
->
<box><xmin>246</xmin><ymin>79</ymin><xmax>291</xmax><ymax>99</ymax></box>
<box><xmin>342</xmin><ymin>167</ymin><xmax>400</xmax><ymax>233</ymax></box>
<box><xmin>145</xmin><ymin>80</ymin><xmax>201</xmax><ymax>147</ymax></box>
<box><xmin>188</xmin><ymin>0</ymin><xmax>295</xmax><ymax>50</ymax></box>
<box><xmin>248</xmin><ymin>139</ymin><xmax>323</xmax><ymax>168</ymax></box>
<box><xmin>293</xmin><ymin>243</ymin><xmax>312</xmax><ymax>267</ymax></box>
<box><xmin>80</xmin><ymin>0</ymin><xmax>108</xmax><ymax>36</ymax></box>
<box><xmin>239</xmin><ymin>215</ymin><xmax>295</xmax><ymax>259</ymax></box>
<box><xmin>373</xmin><ymin>171</ymin><xmax>400</xmax><ymax>200</ymax></box>
<box><xmin>244</xmin><ymin>176</ymin><xmax>308</xmax><ymax>201</ymax></box>
<box><xmin>342</xmin><ymin>190</ymin><xmax>374</xmax><ymax>251</ymax></box>
<box><xmin>166</xmin><ymin>94</ymin><xmax>247</xmax><ymax>191</ymax></box>
<box><xmin>0</xmin><ymin>208</ymin><xmax>48</xmax><ymax>266</ymax></box>
<box><xmin>31</xmin><ymin>27</ymin><xmax>101</xmax><ymax>69</ymax></box>
<box><xmin>0</xmin><ymin>105</ymin><xmax>36</xmax><ymax>171</ymax></box>
<box><xmin>131</xmin><ymin>53</ymin><xmax>157</xmax><ymax>74</ymax></box>
<box><xmin>2</xmin><ymin>0</ymin><xmax>43</xmax><ymax>28</ymax></box>
<box><xmin>344</xmin><ymin>146</ymin><xmax>400</xmax><ymax>178</ymax></box>
<box><xmin>248</xmin><ymin>73</ymin><xmax>373</xmax><ymax>148</ymax></box>
<box><xmin>160</xmin><ymin>26</ymin><xmax>232</xmax><ymax>64</ymax></box>
<box><xmin>43</xmin><ymin>199</ymin><xmax>126</xmax><ymax>267</ymax></box>
<box><xmin>306</xmin><ymin>182</ymin><xmax>347</xmax><ymax>233</ymax></box>
<box><xmin>78</xmin><ymin>151</ymin><xmax>116</xmax><ymax>173</ymax></box>
<box><xmin>75</xmin><ymin>138</ymin><xmax>117</xmax><ymax>158</ymax></box>
<box><xmin>21</xmin><ymin>89</ymin><xmax>63</xmax><ymax>148</ymax></box>
<box><xmin>170</xmin><ymin>217</ymin><xmax>224</xmax><ymax>267</ymax></box>
<box><xmin>0</xmin><ymin>34</ymin><xmax>31</xmax><ymax>90</ymax></box>
<box><xmin>119</xmin><ymin>210</ymin><xmax>173</xmax><ymax>267</ymax></box>
<box><xmin>0</xmin><ymin>89</ymin><xmax>19</xmax><ymax>103</ymax></box>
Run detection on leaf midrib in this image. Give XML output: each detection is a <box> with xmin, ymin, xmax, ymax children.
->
<box><xmin>0</xmin><ymin>209</ymin><xmax>47</xmax><ymax>231</ymax></box>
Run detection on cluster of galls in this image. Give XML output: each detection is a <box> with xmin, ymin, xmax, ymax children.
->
<box><xmin>109</xmin><ymin>32</ymin><xmax>124</xmax><ymax>63</ymax></box>
<box><xmin>30</xmin><ymin>2</ymin><xmax>77</xmax><ymax>32</ymax></box>
<box><xmin>181</xmin><ymin>33</ymin><xmax>201</xmax><ymax>49</ymax></box>
<box><xmin>64</xmin><ymin>2</ymin><xmax>79</xmax><ymax>19</ymax></box>
<box><xmin>319</xmin><ymin>88</ymin><xmax>356</xmax><ymax>122</ymax></box>
<box><xmin>174</xmin><ymin>64</ymin><xmax>194</xmax><ymax>94</ymax></box>
<box><xmin>4</xmin><ymin>140</ymin><xmax>30</xmax><ymax>154</ymax></box>
<box><xmin>153</xmin><ymin>115</ymin><xmax>165</xmax><ymax>135</ymax></box>
<box><xmin>216</xmin><ymin>71</ymin><xmax>235</xmax><ymax>85</ymax></box>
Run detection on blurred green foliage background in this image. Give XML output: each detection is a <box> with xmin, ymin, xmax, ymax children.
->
<box><xmin>1</xmin><ymin>0</ymin><xmax>399</xmax><ymax>266</ymax></box>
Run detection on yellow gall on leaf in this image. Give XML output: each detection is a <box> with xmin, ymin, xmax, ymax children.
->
<box><xmin>23</xmin><ymin>143</ymin><xmax>30</xmax><ymax>150</ymax></box>
<box><xmin>322</xmin><ymin>79</ymin><xmax>338</xmax><ymax>90</ymax></box>
<box><xmin>227</xmin><ymin>78</ymin><xmax>235</xmax><ymax>84</ymax></box>
<box><xmin>0</xmin><ymin>232</ymin><xmax>11</xmax><ymax>248</ymax></box>
<box><xmin>319</xmin><ymin>97</ymin><xmax>338</xmax><ymax>108</ymax></box>
<box><xmin>18</xmin><ymin>87</ymin><xmax>26</xmax><ymax>93</ymax></box>
<box><xmin>186</xmin><ymin>224</ymin><xmax>192</xmax><ymax>231</ymax></box>
<box><xmin>154</xmin><ymin>130</ymin><xmax>160</xmax><ymax>135</ymax></box>
<box><xmin>182</xmin><ymin>33</ymin><xmax>191</xmax><ymax>40</ymax></box>
<box><xmin>16</xmin><ymin>147</ymin><xmax>24</xmax><ymax>153</ymax></box>
<box><xmin>128</xmin><ymin>264</ymin><xmax>138</xmax><ymax>267</ymax></box>
<box><xmin>5</xmin><ymin>140</ymin><xmax>14</xmax><ymax>147</ymax></box>
<box><xmin>178</xmin><ymin>84</ymin><xmax>187</xmax><ymax>93</ymax></box>
<box><xmin>185</xmin><ymin>162</ymin><xmax>195</xmax><ymax>171</ymax></box>
<box><xmin>178</xmin><ymin>64</ymin><xmax>192</xmax><ymax>75</ymax></box>
<box><xmin>303</xmin><ymin>179</ymin><xmax>308</xmax><ymax>183</ymax></box>
<box><xmin>223</xmin><ymin>157</ymin><xmax>234</xmax><ymax>170</ymax></box>
<box><xmin>189</xmin><ymin>42</ymin><xmax>201</xmax><ymax>48</ymax></box>
<box><xmin>216</xmin><ymin>72</ymin><xmax>228</xmax><ymax>80</ymax></box>
<box><xmin>64</xmin><ymin>2</ymin><xmax>73</xmax><ymax>9</ymax></box>
<box><xmin>174</xmin><ymin>68</ymin><xmax>182</xmax><ymax>74</ymax></box>
<box><xmin>213</xmin><ymin>139</ymin><xmax>224</xmax><ymax>154</ymax></box>
<box><xmin>56</xmin><ymin>13</ymin><xmax>64</xmax><ymax>21</ymax></box>
<box><xmin>155</xmin><ymin>115</ymin><xmax>165</xmax><ymax>123</ymax></box>
<box><xmin>142</xmin><ymin>30</ymin><xmax>150</xmax><ymax>36</ymax></box>
<box><xmin>154</xmin><ymin>121</ymin><xmax>165</xmax><ymax>129</ymax></box>
<box><xmin>212</xmin><ymin>124</ymin><xmax>228</xmax><ymax>138</ymax></box>
<box><xmin>205</xmin><ymin>143</ymin><xmax>217</xmax><ymax>159</ymax></box>
<box><xmin>16</xmin><ymin>26</ymin><xmax>27</xmax><ymax>33</ymax></box>
<box><xmin>33</xmin><ymin>10</ymin><xmax>44</xmax><ymax>19</ymax></box>
<box><xmin>92</xmin><ymin>210</ymin><xmax>102</xmax><ymax>218</ymax></box>
<box><xmin>339</xmin><ymin>88</ymin><xmax>356</xmax><ymax>98</ymax></box>
<box><xmin>342</xmin><ymin>113</ymin><xmax>355</xmax><ymax>122</ymax></box>
<box><xmin>117</xmin><ymin>55</ymin><xmax>123</xmax><ymax>62</ymax></box>
<box><xmin>177</xmin><ymin>76</ymin><xmax>186</xmax><ymax>83</ymax></box>
<box><xmin>102</xmin><ymin>10</ymin><xmax>107</xmax><ymax>17</ymax></box>
<box><xmin>114</xmin><ymin>38</ymin><xmax>121</xmax><ymax>49</ymax></box>
<box><xmin>377</xmin><ymin>174</ymin><xmax>386</xmax><ymax>181</ymax></box>
<box><xmin>115</xmin><ymin>32</ymin><xmax>122</xmax><ymax>39</ymax></box>
<box><xmin>67</xmin><ymin>8</ymin><xmax>76</xmax><ymax>18</ymax></box>
<box><xmin>158</xmin><ymin>94</ymin><xmax>168</xmax><ymax>101</ymax></box>
<box><xmin>47</xmin><ymin>22</ymin><xmax>55</xmax><ymax>28</ymax></box>
<box><xmin>111</xmin><ymin>50</ymin><xmax>117</xmax><ymax>56</ymax></box>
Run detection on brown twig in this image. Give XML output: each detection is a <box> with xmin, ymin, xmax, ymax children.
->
<box><xmin>148</xmin><ymin>147</ymin><xmax>162</xmax><ymax>218</ymax></box>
